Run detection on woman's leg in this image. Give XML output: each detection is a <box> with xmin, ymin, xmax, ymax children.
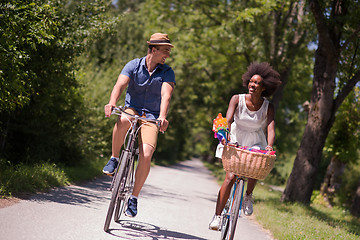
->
<box><xmin>246</xmin><ymin>178</ymin><xmax>257</xmax><ymax>195</ymax></box>
<box><xmin>215</xmin><ymin>172</ymin><xmax>236</xmax><ymax>215</ymax></box>
<box><xmin>243</xmin><ymin>178</ymin><xmax>257</xmax><ymax>216</ymax></box>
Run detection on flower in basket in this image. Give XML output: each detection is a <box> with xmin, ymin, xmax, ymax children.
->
<box><xmin>212</xmin><ymin>113</ymin><xmax>229</xmax><ymax>143</ymax></box>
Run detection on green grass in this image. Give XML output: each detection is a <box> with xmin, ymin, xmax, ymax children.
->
<box><xmin>204</xmin><ymin>160</ymin><xmax>360</xmax><ymax>240</ymax></box>
<box><xmin>254</xmin><ymin>184</ymin><xmax>360</xmax><ymax>239</ymax></box>
<box><xmin>0</xmin><ymin>157</ymin><xmax>107</xmax><ymax>198</ymax></box>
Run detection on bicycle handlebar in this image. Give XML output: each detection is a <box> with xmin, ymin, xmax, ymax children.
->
<box><xmin>111</xmin><ymin>106</ymin><xmax>161</xmax><ymax>127</ymax></box>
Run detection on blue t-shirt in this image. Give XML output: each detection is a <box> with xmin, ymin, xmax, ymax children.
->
<box><xmin>121</xmin><ymin>56</ymin><xmax>176</xmax><ymax>119</ymax></box>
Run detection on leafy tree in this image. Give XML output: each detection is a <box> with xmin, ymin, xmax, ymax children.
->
<box><xmin>281</xmin><ymin>0</ymin><xmax>360</xmax><ymax>204</ymax></box>
<box><xmin>76</xmin><ymin>1</ymin><xmax>149</xmax><ymax>161</ymax></box>
<box><xmin>0</xmin><ymin>1</ymin><xmax>57</xmax><ymax>112</ymax></box>
<box><xmin>320</xmin><ymin>87</ymin><xmax>360</xmax><ymax>206</ymax></box>
<box><xmin>0</xmin><ymin>0</ymin><xmax>113</xmax><ymax>165</ymax></box>
<box><xmin>140</xmin><ymin>0</ymin><xmax>314</xmax><ymax>165</ymax></box>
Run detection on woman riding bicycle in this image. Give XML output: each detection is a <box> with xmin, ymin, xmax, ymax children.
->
<box><xmin>209</xmin><ymin>62</ymin><xmax>281</xmax><ymax>230</ymax></box>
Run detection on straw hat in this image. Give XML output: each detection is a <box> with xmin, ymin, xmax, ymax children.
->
<box><xmin>147</xmin><ymin>33</ymin><xmax>174</xmax><ymax>48</ymax></box>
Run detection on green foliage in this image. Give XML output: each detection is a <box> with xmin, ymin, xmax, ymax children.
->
<box><xmin>0</xmin><ymin>157</ymin><xmax>107</xmax><ymax>197</ymax></box>
<box><xmin>80</xmin><ymin>0</ymin><xmax>315</xmax><ymax>173</ymax></box>
<box><xmin>338</xmin><ymin>160</ymin><xmax>360</xmax><ymax>207</ymax></box>
<box><xmin>324</xmin><ymin>88</ymin><xmax>360</xmax><ymax>163</ymax></box>
<box><xmin>320</xmin><ymin>88</ymin><xmax>360</xmax><ymax>206</ymax></box>
<box><xmin>76</xmin><ymin>3</ymin><xmax>150</xmax><ymax>161</ymax></box>
<box><xmin>0</xmin><ymin>1</ymin><xmax>57</xmax><ymax>111</ymax></box>
<box><xmin>0</xmin><ymin>160</ymin><xmax>69</xmax><ymax>195</ymax></box>
<box><xmin>0</xmin><ymin>0</ymin><xmax>115</xmax><ymax>166</ymax></box>
<box><xmin>140</xmin><ymin>0</ymin><xmax>314</xmax><ymax>164</ymax></box>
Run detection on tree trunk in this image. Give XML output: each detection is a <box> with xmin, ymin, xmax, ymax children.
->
<box><xmin>320</xmin><ymin>155</ymin><xmax>346</xmax><ymax>206</ymax></box>
<box><xmin>281</xmin><ymin>41</ymin><xmax>338</xmax><ymax>203</ymax></box>
<box><xmin>350</xmin><ymin>180</ymin><xmax>360</xmax><ymax>217</ymax></box>
<box><xmin>280</xmin><ymin>0</ymin><xmax>355</xmax><ymax>204</ymax></box>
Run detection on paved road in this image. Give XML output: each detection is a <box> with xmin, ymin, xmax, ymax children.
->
<box><xmin>0</xmin><ymin>159</ymin><xmax>273</xmax><ymax>240</ymax></box>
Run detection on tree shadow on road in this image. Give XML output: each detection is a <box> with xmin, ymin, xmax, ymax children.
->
<box><xmin>28</xmin><ymin>176</ymin><xmax>112</xmax><ymax>207</ymax></box>
<box><xmin>108</xmin><ymin>220</ymin><xmax>208</xmax><ymax>240</ymax></box>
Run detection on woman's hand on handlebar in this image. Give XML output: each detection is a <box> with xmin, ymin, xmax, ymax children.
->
<box><xmin>220</xmin><ymin>132</ymin><xmax>230</xmax><ymax>145</ymax></box>
<box><xmin>104</xmin><ymin>104</ymin><xmax>115</xmax><ymax>117</ymax></box>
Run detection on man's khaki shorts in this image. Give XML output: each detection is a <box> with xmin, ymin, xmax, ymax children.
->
<box><xmin>124</xmin><ymin>108</ymin><xmax>159</xmax><ymax>149</ymax></box>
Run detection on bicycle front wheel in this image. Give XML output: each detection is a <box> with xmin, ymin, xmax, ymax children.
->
<box><xmin>114</xmin><ymin>156</ymin><xmax>135</xmax><ymax>222</ymax></box>
<box><xmin>226</xmin><ymin>179</ymin><xmax>244</xmax><ymax>240</ymax></box>
<box><xmin>220</xmin><ymin>198</ymin><xmax>231</xmax><ymax>240</ymax></box>
<box><xmin>113</xmin><ymin>193</ymin><xmax>126</xmax><ymax>223</ymax></box>
<box><xmin>104</xmin><ymin>150</ymin><xmax>130</xmax><ymax>232</ymax></box>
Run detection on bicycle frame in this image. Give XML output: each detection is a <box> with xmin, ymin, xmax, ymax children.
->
<box><xmin>104</xmin><ymin>106</ymin><xmax>160</xmax><ymax>232</ymax></box>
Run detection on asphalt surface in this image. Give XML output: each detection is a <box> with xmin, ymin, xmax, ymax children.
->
<box><xmin>0</xmin><ymin>159</ymin><xmax>273</xmax><ymax>240</ymax></box>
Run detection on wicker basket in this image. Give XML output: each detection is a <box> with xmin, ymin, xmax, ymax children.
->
<box><xmin>222</xmin><ymin>145</ymin><xmax>276</xmax><ymax>180</ymax></box>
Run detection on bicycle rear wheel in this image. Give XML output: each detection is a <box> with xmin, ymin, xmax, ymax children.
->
<box><xmin>104</xmin><ymin>150</ymin><xmax>130</xmax><ymax>232</ymax></box>
<box><xmin>225</xmin><ymin>179</ymin><xmax>244</xmax><ymax>240</ymax></box>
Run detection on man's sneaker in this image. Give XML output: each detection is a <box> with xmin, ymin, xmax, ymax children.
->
<box><xmin>243</xmin><ymin>193</ymin><xmax>254</xmax><ymax>216</ymax></box>
<box><xmin>209</xmin><ymin>215</ymin><xmax>222</xmax><ymax>231</ymax></box>
<box><xmin>125</xmin><ymin>197</ymin><xmax>138</xmax><ymax>217</ymax></box>
<box><xmin>102</xmin><ymin>157</ymin><xmax>118</xmax><ymax>176</ymax></box>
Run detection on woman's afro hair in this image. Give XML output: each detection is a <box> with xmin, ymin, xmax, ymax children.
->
<box><xmin>242</xmin><ymin>62</ymin><xmax>281</xmax><ymax>97</ymax></box>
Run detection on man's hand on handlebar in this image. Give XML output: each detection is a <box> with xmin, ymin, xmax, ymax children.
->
<box><xmin>104</xmin><ymin>104</ymin><xmax>115</xmax><ymax>118</ymax></box>
<box><xmin>157</xmin><ymin>117</ymin><xmax>168</xmax><ymax>133</ymax></box>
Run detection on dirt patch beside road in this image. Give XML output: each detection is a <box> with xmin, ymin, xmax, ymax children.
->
<box><xmin>0</xmin><ymin>198</ymin><xmax>20</xmax><ymax>209</ymax></box>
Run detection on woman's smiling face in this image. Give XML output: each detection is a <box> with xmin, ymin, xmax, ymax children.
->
<box><xmin>248</xmin><ymin>74</ymin><xmax>265</xmax><ymax>95</ymax></box>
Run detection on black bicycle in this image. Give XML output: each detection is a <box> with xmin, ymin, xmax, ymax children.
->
<box><xmin>104</xmin><ymin>106</ymin><xmax>160</xmax><ymax>232</ymax></box>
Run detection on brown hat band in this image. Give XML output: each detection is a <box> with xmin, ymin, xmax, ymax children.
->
<box><xmin>148</xmin><ymin>40</ymin><xmax>171</xmax><ymax>44</ymax></box>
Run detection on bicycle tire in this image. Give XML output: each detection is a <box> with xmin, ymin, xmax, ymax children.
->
<box><xmin>226</xmin><ymin>179</ymin><xmax>244</xmax><ymax>240</ymax></box>
<box><xmin>113</xmin><ymin>193</ymin><xmax>126</xmax><ymax>222</ymax></box>
<box><xmin>103</xmin><ymin>150</ymin><xmax>130</xmax><ymax>232</ymax></box>
<box><xmin>221</xmin><ymin>216</ymin><xmax>229</xmax><ymax>240</ymax></box>
<box><xmin>220</xmin><ymin>197</ymin><xmax>231</xmax><ymax>239</ymax></box>
<box><xmin>113</xmin><ymin>179</ymin><xmax>127</xmax><ymax>222</ymax></box>
<box><xmin>114</xmin><ymin>156</ymin><xmax>135</xmax><ymax>222</ymax></box>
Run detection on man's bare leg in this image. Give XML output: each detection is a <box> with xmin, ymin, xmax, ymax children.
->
<box><xmin>125</xmin><ymin>143</ymin><xmax>155</xmax><ymax>217</ymax></box>
<box><xmin>111</xmin><ymin>116</ymin><xmax>131</xmax><ymax>157</ymax></box>
<box><xmin>132</xmin><ymin>143</ymin><xmax>155</xmax><ymax>197</ymax></box>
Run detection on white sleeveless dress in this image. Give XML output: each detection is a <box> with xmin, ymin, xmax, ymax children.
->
<box><xmin>215</xmin><ymin>94</ymin><xmax>269</xmax><ymax>158</ymax></box>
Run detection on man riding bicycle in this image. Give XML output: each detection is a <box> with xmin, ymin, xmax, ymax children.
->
<box><xmin>103</xmin><ymin>33</ymin><xmax>175</xmax><ymax>217</ymax></box>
